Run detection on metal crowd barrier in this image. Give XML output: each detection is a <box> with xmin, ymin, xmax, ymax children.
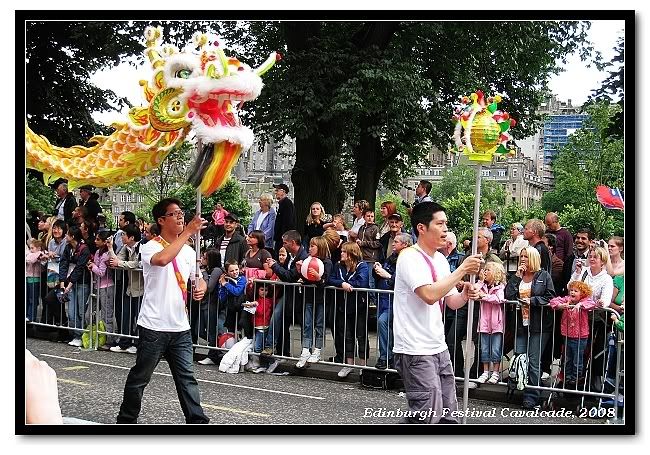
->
<box><xmin>26</xmin><ymin>269</ymin><xmax>625</xmax><ymax>421</ymax></box>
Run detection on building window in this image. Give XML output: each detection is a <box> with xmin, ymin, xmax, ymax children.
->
<box><xmin>121</xmin><ymin>194</ymin><xmax>126</xmax><ymax>202</ymax></box>
<box><xmin>512</xmin><ymin>197</ymin><xmax>516</xmax><ymax>203</ymax></box>
<box><xmin>512</xmin><ymin>168</ymin><xmax>518</xmax><ymax>178</ymax></box>
<box><xmin>433</xmin><ymin>169</ymin><xmax>441</xmax><ymax>176</ymax></box>
<box><xmin>482</xmin><ymin>169</ymin><xmax>490</xmax><ymax>177</ymax></box>
<box><xmin>512</xmin><ymin>184</ymin><xmax>517</xmax><ymax>192</ymax></box>
<box><xmin>498</xmin><ymin>170</ymin><xmax>506</xmax><ymax>177</ymax></box>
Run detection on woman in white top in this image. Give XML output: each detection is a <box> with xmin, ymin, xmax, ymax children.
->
<box><xmin>499</xmin><ymin>223</ymin><xmax>529</xmax><ymax>276</ymax></box>
<box><xmin>606</xmin><ymin>236</ymin><xmax>624</xmax><ymax>277</ymax></box>
<box><xmin>571</xmin><ymin>246</ymin><xmax>613</xmax><ymax>308</ymax></box>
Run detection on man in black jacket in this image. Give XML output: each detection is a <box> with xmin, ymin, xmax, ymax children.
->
<box><xmin>272</xmin><ymin>184</ymin><xmax>296</xmax><ymax>257</ymax></box>
<box><xmin>53</xmin><ymin>181</ymin><xmax>77</xmax><ymax>226</ymax></box>
<box><xmin>214</xmin><ymin>213</ymin><xmax>248</xmax><ymax>268</ymax></box>
<box><xmin>263</xmin><ymin>230</ymin><xmax>308</xmax><ymax>364</ymax></box>
<box><xmin>78</xmin><ymin>185</ymin><xmax>103</xmax><ymax>223</ymax></box>
<box><xmin>559</xmin><ymin>228</ymin><xmax>593</xmax><ymax>296</ymax></box>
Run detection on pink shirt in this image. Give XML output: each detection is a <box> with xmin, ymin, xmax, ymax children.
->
<box><xmin>90</xmin><ymin>250</ymin><xmax>114</xmax><ymax>289</ymax></box>
<box><xmin>549</xmin><ymin>295</ymin><xmax>597</xmax><ymax>339</ymax></box>
<box><xmin>477</xmin><ymin>282</ymin><xmax>505</xmax><ymax>334</ymax></box>
<box><xmin>212</xmin><ymin>208</ymin><xmax>229</xmax><ymax>226</ymax></box>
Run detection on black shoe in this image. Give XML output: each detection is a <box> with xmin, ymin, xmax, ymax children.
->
<box><xmin>522</xmin><ymin>401</ymin><xmax>538</xmax><ymax>410</ymax></box>
<box><xmin>375</xmin><ymin>359</ymin><xmax>388</xmax><ymax>370</ymax></box>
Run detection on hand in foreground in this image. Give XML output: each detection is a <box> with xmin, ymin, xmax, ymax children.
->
<box><xmin>461</xmin><ymin>282</ymin><xmax>480</xmax><ymax>301</ymax></box>
<box><xmin>341</xmin><ymin>282</ymin><xmax>353</xmax><ymax>292</ymax></box>
<box><xmin>192</xmin><ymin>285</ymin><xmax>206</xmax><ymax>301</ymax></box>
<box><xmin>460</xmin><ymin>254</ymin><xmax>483</xmax><ymax>276</ymax></box>
<box><xmin>25</xmin><ymin>350</ymin><xmax>63</xmax><ymax>424</ymax></box>
<box><xmin>184</xmin><ymin>214</ymin><xmax>208</xmax><ymax>236</ymax></box>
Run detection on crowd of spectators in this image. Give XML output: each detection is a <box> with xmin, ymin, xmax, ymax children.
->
<box><xmin>26</xmin><ymin>178</ymin><xmax>625</xmax><ymax>410</ymax></box>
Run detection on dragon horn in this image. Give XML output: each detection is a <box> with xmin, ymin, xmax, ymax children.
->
<box><xmin>255</xmin><ymin>52</ymin><xmax>282</xmax><ymax>77</ymax></box>
<box><xmin>144</xmin><ymin>26</ymin><xmax>165</xmax><ymax>69</ymax></box>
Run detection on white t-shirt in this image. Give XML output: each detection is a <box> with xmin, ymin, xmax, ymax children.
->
<box><xmin>137</xmin><ymin>239</ymin><xmax>197</xmax><ymax>332</ymax></box>
<box><xmin>350</xmin><ymin>217</ymin><xmax>365</xmax><ymax>235</ymax></box>
<box><xmin>393</xmin><ymin>245</ymin><xmax>459</xmax><ymax>355</ymax></box>
<box><xmin>255</xmin><ymin>211</ymin><xmax>270</xmax><ymax>231</ymax></box>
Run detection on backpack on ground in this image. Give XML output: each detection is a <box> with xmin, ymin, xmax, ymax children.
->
<box><xmin>506</xmin><ymin>353</ymin><xmax>529</xmax><ymax>397</ymax></box>
<box><xmin>360</xmin><ymin>369</ymin><xmax>403</xmax><ymax>390</ymax></box>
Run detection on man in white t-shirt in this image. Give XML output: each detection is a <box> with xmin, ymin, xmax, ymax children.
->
<box><xmin>117</xmin><ymin>198</ymin><xmax>209</xmax><ymax>424</ymax></box>
<box><xmin>393</xmin><ymin>201</ymin><xmax>482</xmax><ymax>424</ymax></box>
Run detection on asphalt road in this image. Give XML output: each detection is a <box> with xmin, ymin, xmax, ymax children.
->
<box><xmin>25</xmin><ymin>337</ymin><xmax>610</xmax><ymax>426</ymax></box>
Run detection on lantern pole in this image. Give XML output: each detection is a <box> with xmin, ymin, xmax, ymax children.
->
<box><xmin>195</xmin><ymin>139</ymin><xmax>202</xmax><ymax>284</ymax></box>
<box><xmin>461</xmin><ymin>163</ymin><xmax>482</xmax><ymax>424</ymax></box>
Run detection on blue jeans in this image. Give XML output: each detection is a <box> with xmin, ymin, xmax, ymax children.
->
<box><xmin>515</xmin><ymin>330</ymin><xmax>550</xmax><ymax>405</ymax></box>
<box><xmin>26</xmin><ymin>280</ymin><xmax>40</xmax><ymax>321</ymax></box>
<box><xmin>302</xmin><ymin>300</ymin><xmax>325</xmax><ymax>349</ymax></box>
<box><xmin>67</xmin><ymin>283</ymin><xmax>90</xmax><ymax>337</ymax></box>
<box><xmin>377</xmin><ymin>308</ymin><xmax>394</xmax><ymax>362</ymax></box>
<box><xmin>565</xmin><ymin>337</ymin><xmax>588</xmax><ymax>382</ymax></box>
<box><xmin>480</xmin><ymin>332</ymin><xmax>503</xmax><ymax>364</ymax></box>
<box><xmin>265</xmin><ymin>294</ymin><xmax>285</xmax><ymax>349</ymax></box>
<box><xmin>117</xmin><ymin>326</ymin><xmax>209</xmax><ymax>424</ymax></box>
<box><xmin>254</xmin><ymin>328</ymin><xmax>268</xmax><ymax>353</ymax></box>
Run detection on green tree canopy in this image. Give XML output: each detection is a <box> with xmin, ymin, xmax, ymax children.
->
<box><xmin>541</xmin><ymin>101</ymin><xmax>624</xmax><ymax>238</ymax></box>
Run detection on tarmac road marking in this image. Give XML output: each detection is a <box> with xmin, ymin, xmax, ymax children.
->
<box><xmin>41</xmin><ymin>354</ymin><xmax>326</xmax><ymax>401</ymax></box>
<box><xmin>57</xmin><ymin>378</ymin><xmax>90</xmax><ymax>386</ymax></box>
<box><xmin>201</xmin><ymin>404</ymin><xmax>270</xmax><ymax>418</ymax></box>
<box><xmin>62</xmin><ymin>366</ymin><xmax>90</xmax><ymax>371</ymax></box>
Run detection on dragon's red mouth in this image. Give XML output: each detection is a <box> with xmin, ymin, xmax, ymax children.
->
<box><xmin>188</xmin><ymin>91</ymin><xmax>247</xmax><ymax>128</ymax></box>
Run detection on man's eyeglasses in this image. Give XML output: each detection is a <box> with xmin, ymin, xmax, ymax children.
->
<box><xmin>164</xmin><ymin>209</ymin><xmax>184</xmax><ymax>218</ymax></box>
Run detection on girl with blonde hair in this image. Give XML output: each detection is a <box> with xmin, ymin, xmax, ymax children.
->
<box><xmin>328</xmin><ymin>241</ymin><xmax>370</xmax><ymax>377</ymax></box>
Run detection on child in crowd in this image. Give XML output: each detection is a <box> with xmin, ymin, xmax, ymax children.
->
<box><xmin>324</xmin><ymin>214</ymin><xmax>349</xmax><ymax>243</ymax></box>
<box><xmin>217</xmin><ymin>261</ymin><xmax>247</xmax><ymax>337</ymax></box>
<box><xmin>296</xmin><ymin>236</ymin><xmax>333</xmax><ymax>368</ymax></box>
<box><xmin>26</xmin><ymin>239</ymin><xmax>46</xmax><ymax>322</ymax></box>
<box><xmin>277</xmin><ymin>246</ymin><xmax>289</xmax><ymax>268</ymax></box>
<box><xmin>252</xmin><ymin>284</ymin><xmax>274</xmax><ymax>353</ymax></box>
<box><xmin>476</xmin><ymin>262</ymin><xmax>507</xmax><ymax>384</ymax></box>
<box><xmin>549</xmin><ymin>280</ymin><xmax>597</xmax><ymax>387</ymax></box>
<box><xmin>87</xmin><ymin>231</ymin><xmax>115</xmax><ymax>347</ymax></box>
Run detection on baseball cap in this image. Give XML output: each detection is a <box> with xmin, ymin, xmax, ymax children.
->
<box><xmin>273</xmin><ymin>183</ymin><xmax>290</xmax><ymax>193</ymax></box>
<box><xmin>224</xmin><ymin>213</ymin><xmax>239</xmax><ymax>223</ymax></box>
<box><xmin>78</xmin><ymin>184</ymin><xmax>94</xmax><ymax>191</ymax></box>
<box><xmin>388</xmin><ymin>213</ymin><xmax>403</xmax><ymax>221</ymax></box>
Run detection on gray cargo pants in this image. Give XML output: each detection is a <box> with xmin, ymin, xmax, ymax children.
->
<box><xmin>394</xmin><ymin>350</ymin><xmax>459</xmax><ymax>424</ymax></box>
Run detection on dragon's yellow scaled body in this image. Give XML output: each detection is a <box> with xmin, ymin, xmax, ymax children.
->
<box><xmin>25</xmin><ymin>26</ymin><xmax>278</xmax><ymax>195</ymax></box>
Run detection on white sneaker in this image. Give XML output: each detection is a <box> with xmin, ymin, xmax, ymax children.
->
<box><xmin>542</xmin><ymin>371</ymin><xmax>550</xmax><ymax>381</ymax></box>
<box><xmin>338</xmin><ymin>366</ymin><xmax>353</xmax><ymax>378</ymax></box>
<box><xmin>68</xmin><ymin>338</ymin><xmax>82</xmax><ymax>347</ymax></box>
<box><xmin>307</xmin><ymin>348</ymin><xmax>322</xmax><ymax>363</ymax></box>
<box><xmin>296</xmin><ymin>348</ymin><xmax>310</xmax><ymax>368</ymax></box>
<box><xmin>126</xmin><ymin>346</ymin><xmax>137</xmax><ymax>354</ymax></box>
<box><xmin>266</xmin><ymin>359</ymin><xmax>285</xmax><ymax>374</ymax></box>
<box><xmin>487</xmin><ymin>372</ymin><xmax>501</xmax><ymax>384</ymax></box>
<box><xmin>110</xmin><ymin>345</ymin><xmax>127</xmax><ymax>353</ymax></box>
<box><xmin>198</xmin><ymin>357</ymin><xmax>216</xmax><ymax>365</ymax></box>
<box><xmin>476</xmin><ymin>371</ymin><xmax>490</xmax><ymax>384</ymax></box>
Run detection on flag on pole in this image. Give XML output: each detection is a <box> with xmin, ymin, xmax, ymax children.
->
<box><xmin>596</xmin><ymin>185</ymin><xmax>624</xmax><ymax>210</ymax></box>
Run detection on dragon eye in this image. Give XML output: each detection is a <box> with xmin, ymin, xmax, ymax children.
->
<box><xmin>175</xmin><ymin>68</ymin><xmax>192</xmax><ymax>79</ymax></box>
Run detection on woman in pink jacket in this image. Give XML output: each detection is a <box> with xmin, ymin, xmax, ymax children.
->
<box><xmin>211</xmin><ymin>202</ymin><xmax>229</xmax><ymax>238</ymax></box>
<box><xmin>549</xmin><ymin>280</ymin><xmax>597</xmax><ymax>387</ymax></box>
<box><xmin>476</xmin><ymin>262</ymin><xmax>507</xmax><ymax>384</ymax></box>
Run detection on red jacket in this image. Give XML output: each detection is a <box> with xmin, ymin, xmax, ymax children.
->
<box><xmin>549</xmin><ymin>295</ymin><xmax>597</xmax><ymax>339</ymax></box>
<box><xmin>253</xmin><ymin>297</ymin><xmax>274</xmax><ymax>328</ymax></box>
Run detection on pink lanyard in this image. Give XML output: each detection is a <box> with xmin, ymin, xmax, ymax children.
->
<box><xmin>412</xmin><ymin>246</ymin><xmax>445</xmax><ymax>312</ymax></box>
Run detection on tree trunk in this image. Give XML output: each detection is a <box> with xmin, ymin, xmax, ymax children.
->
<box><xmin>354</xmin><ymin>119</ymin><xmax>384</xmax><ymax>209</ymax></box>
<box><xmin>291</xmin><ymin>133</ymin><xmax>345</xmax><ymax>235</ymax></box>
<box><xmin>283</xmin><ymin>22</ymin><xmax>346</xmax><ymax>232</ymax></box>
